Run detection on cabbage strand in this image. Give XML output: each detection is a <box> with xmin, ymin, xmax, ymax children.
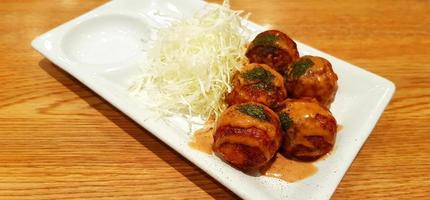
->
<box><xmin>131</xmin><ymin>2</ymin><xmax>250</xmax><ymax>123</ymax></box>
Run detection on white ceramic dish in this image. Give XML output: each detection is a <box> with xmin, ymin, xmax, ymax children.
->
<box><xmin>32</xmin><ymin>0</ymin><xmax>395</xmax><ymax>199</ymax></box>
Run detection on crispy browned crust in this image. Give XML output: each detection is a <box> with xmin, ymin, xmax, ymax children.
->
<box><xmin>246</xmin><ymin>30</ymin><xmax>300</xmax><ymax>75</ymax></box>
<box><xmin>285</xmin><ymin>55</ymin><xmax>338</xmax><ymax>107</ymax></box>
<box><xmin>278</xmin><ymin>99</ymin><xmax>337</xmax><ymax>161</ymax></box>
<box><xmin>226</xmin><ymin>63</ymin><xmax>287</xmax><ymax>108</ymax></box>
<box><xmin>214</xmin><ymin>126</ymin><xmax>273</xmax><ymax>170</ymax></box>
<box><xmin>213</xmin><ymin>103</ymin><xmax>282</xmax><ymax>171</ymax></box>
<box><xmin>226</xmin><ymin>84</ymin><xmax>286</xmax><ymax>108</ymax></box>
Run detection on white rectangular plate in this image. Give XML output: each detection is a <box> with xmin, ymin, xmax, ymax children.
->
<box><xmin>32</xmin><ymin>0</ymin><xmax>395</xmax><ymax>199</ymax></box>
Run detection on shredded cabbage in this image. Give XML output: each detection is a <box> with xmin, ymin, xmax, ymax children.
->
<box><xmin>130</xmin><ymin>1</ymin><xmax>251</xmax><ymax>123</ymax></box>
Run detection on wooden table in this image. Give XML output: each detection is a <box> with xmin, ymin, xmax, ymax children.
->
<box><xmin>1</xmin><ymin>0</ymin><xmax>429</xmax><ymax>199</ymax></box>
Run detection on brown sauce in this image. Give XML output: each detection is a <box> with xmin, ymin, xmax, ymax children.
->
<box><xmin>189</xmin><ymin>126</ymin><xmax>214</xmax><ymax>154</ymax></box>
<box><xmin>261</xmin><ymin>154</ymin><xmax>318</xmax><ymax>182</ymax></box>
<box><xmin>189</xmin><ymin>125</ymin><xmax>319</xmax><ymax>183</ymax></box>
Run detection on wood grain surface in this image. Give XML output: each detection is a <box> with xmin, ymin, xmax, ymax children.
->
<box><xmin>1</xmin><ymin>0</ymin><xmax>429</xmax><ymax>199</ymax></box>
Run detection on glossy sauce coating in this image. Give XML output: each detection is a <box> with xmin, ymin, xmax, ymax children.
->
<box><xmin>189</xmin><ymin>132</ymin><xmax>318</xmax><ymax>183</ymax></box>
<box><xmin>277</xmin><ymin>98</ymin><xmax>337</xmax><ymax>161</ymax></box>
<box><xmin>246</xmin><ymin>30</ymin><xmax>300</xmax><ymax>75</ymax></box>
<box><xmin>262</xmin><ymin>154</ymin><xmax>317</xmax><ymax>182</ymax></box>
<box><xmin>213</xmin><ymin>103</ymin><xmax>282</xmax><ymax>171</ymax></box>
<box><xmin>226</xmin><ymin>63</ymin><xmax>287</xmax><ymax>108</ymax></box>
<box><xmin>285</xmin><ymin>56</ymin><xmax>338</xmax><ymax>107</ymax></box>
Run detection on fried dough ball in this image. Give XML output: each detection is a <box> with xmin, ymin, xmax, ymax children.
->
<box><xmin>246</xmin><ymin>30</ymin><xmax>300</xmax><ymax>75</ymax></box>
<box><xmin>285</xmin><ymin>55</ymin><xmax>338</xmax><ymax>107</ymax></box>
<box><xmin>213</xmin><ymin>103</ymin><xmax>282</xmax><ymax>171</ymax></box>
<box><xmin>277</xmin><ymin>98</ymin><xmax>337</xmax><ymax>161</ymax></box>
<box><xmin>226</xmin><ymin>63</ymin><xmax>287</xmax><ymax>108</ymax></box>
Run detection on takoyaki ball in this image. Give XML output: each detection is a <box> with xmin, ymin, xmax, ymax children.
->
<box><xmin>285</xmin><ymin>56</ymin><xmax>338</xmax><ymax>107</ymax></box>
<box><xmin>277</xmin><ymin>98</ymin><xmax>337</xmax><ymax>161</ymax></box>
<box><xmin>213</xmin><ymin>103</ymin><xmax>282</xmax><ymax>171</ymax></box>
<box><xmin>246</xmin><ymin>30</ymin><xmax>300</xmax><ymax>75</ymax></box>
<box><xmin>226</xmin><ymin>63</ymin><xmax>287</xmax><ymax>108</ymax></box>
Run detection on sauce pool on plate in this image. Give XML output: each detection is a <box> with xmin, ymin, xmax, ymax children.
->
<box><xmin>261</xmin><ymin>154</ymin><xmax>318</xmax><ymax>182</ymax></box>
<box><xmin>337</xmin><ymin>124</ymin><xmax>343</xmax><ymax>132</ymax></box>
<box><xmin>188</xmin><ymin>126</ymin><xmax>214</xmax><ymax>154</ymax></box>
<box><xmin>189</xmin><ymin>128</ymin><xmax>318</xmax><ymax>183</ymax></box>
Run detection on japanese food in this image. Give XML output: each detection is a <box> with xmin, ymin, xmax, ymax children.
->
<box><xmin>285</xmin><ymin>56</ymin><xmax>338</xmax><ymax>107</ymax></box>
<box><xmin>212</xmin><ymin>30</ymin><xmax>339</xmax><ymax>170</ymax></box>
<box><xmin>128</xmin><ymin>0</ymin><xmax>341</xmax><ymax>182</ymax></box>
<box><xmin>226</xmin><ymin>63</ymin><xmax>287</xmax><ymax>108</ymax></box>
<box><xmin>246</xmin><ymin>30</ymin><xmax>300</xmax><ymax>75</ymax></box>
<box><xmin>213</xmin><ymin>103</ymin><xmax>282</xmax><ymax>171</ymax></box>
<box><xmin>277</xmin><ymin>98</ymin><xmax>337</xmax><ymax>161</ymax></box>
